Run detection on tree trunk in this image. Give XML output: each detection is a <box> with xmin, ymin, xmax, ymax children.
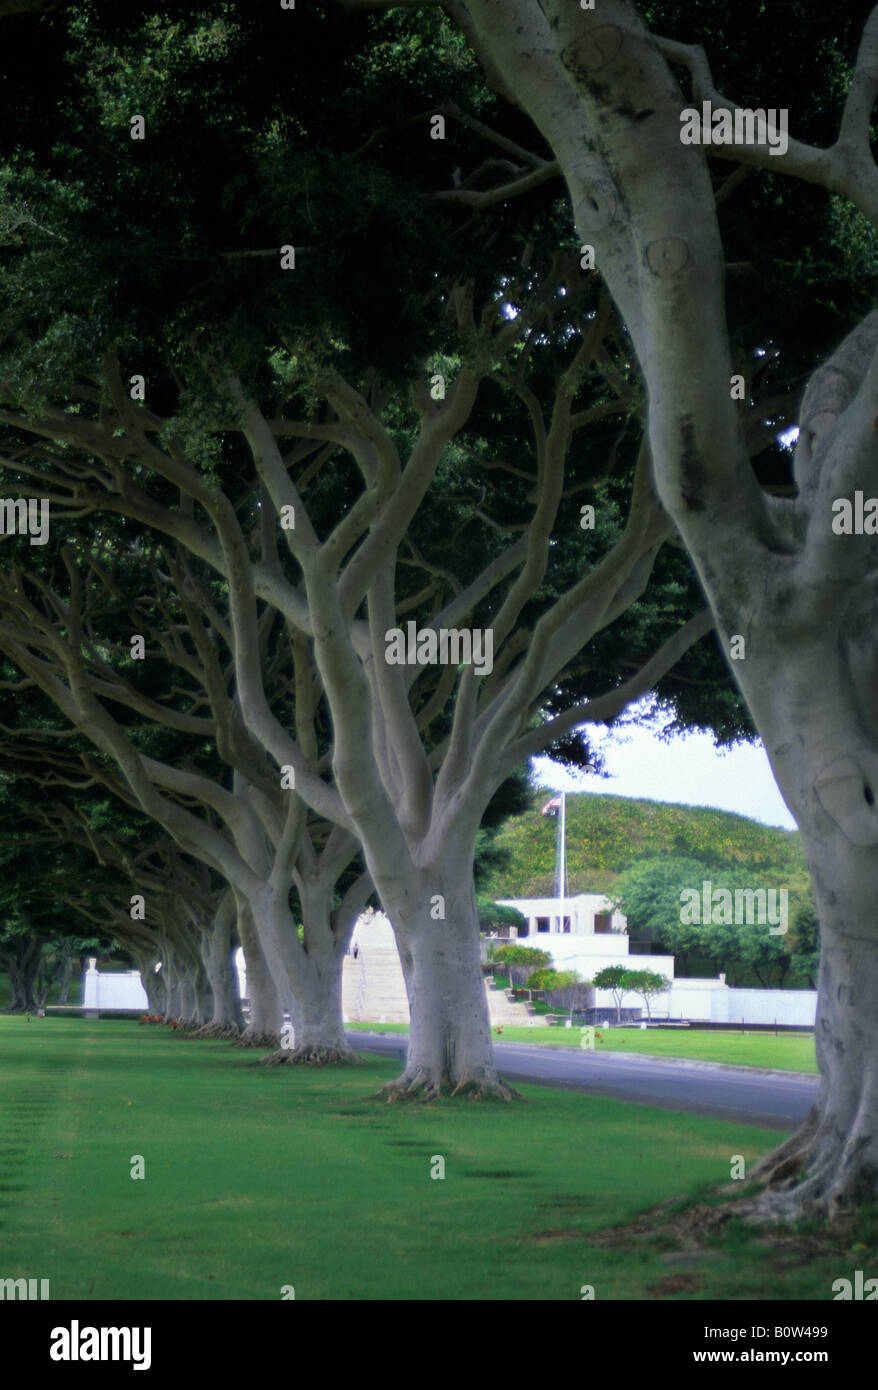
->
<box><xmin>163</xmin><ymin>945</ymin><xmax>187</xmax><ymax>1024</ymax></box>
<box><xmin>188</xmin><ymin>955</ymin><xmax>214</xmax><ymax>1030</ymax></box>
<box><xmin>1</xmin><ymin>937</ymin><xmax>44</xmax><ymax>1013</ymax></box>
<box><xmin>233</xmin><ymin>901</ymin><xmax>282</xmax><ymax>1047</ymax></box>
<box><xmin>710</xmin><ymin>624</ymin><xmax>878</xmax><ymax>1221</ymax></box>
<box><xmin>375</xmin><ymin>846</ymin><xmax>516</xmax><ymax>1099</ymax></box>
<box><xmin>745</xmin><ymin>811</ymin><xmax>878</xmax><ymax>1220</ymax></box>
<box><xmin>176</xmin><ymin>963</ymin><xmax>197</xmax><ymax>1028</ymax></box>
<box><xmin>57</xmin><ymin>943</ymin><xmax>73</xmax><ymax>1005</ymax></box>
<box><xmin>260</xmin><ymin>943</ymin><xmax>355</xmax><ymax>1067</ymax></box>
<box><xmin>192</xmin><ymin>894</ymin><xmax>243</xmax><ymax>1038</ymax></box>
<box><xmin>135</xmin><ymin>953</ymin><xmax>165</xmax><ymax>1017</ymax></box>
<box><xmin>444</xmin><ymin>0</ymin><xmax>878</xmax><ymax>1187</ymax></box>
<box><xmin>255</xmin><ymin>883</ymin><xmax>358</xmax><ymax>1067</ymax></box>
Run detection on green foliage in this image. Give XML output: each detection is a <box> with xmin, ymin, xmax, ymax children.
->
<box><xmin>788</xmin><ymin>900</ymin><xmax>820</xmax><ymax>988</ymax></box>
<box><xmin>608</xmin><ymin>852</ymin><xmax>813</xmax><ymax>987</ymax></box>
<box><xmin>482</xmin><ymin>790</ymin><xmax>809</xmax><ymax>897</ymax></box>
<box><xmin>611</xmin><ymin>855</ymin><xmax>719</xmax><ymax>939</ymax></box>
<box><xmin>492</xmin><ymin>944</ymin><xmax>550</xmax><ymax>969</ymax></box>
<box><xmin>592</xmin><ymin>964</ymin><xmax>631</xmax><ymax>1023</ymax></box>
<box><xmin>525</xmin><ymin>966</ymin><xmax>580</xmax><ymax>991</ymax></box>
<box><xmin>622</xmin><ymin>969</ymin><xmax>670</xmax><ymax>995</ymax></box>
<box><xmin>477</xmin><ymin>897</ymin><xmax>527</xmax><ymax>933</ymax></box>
<box><xmin>592</xmin><ymin>965</ymin><xmax>630</xmax><ymax>990</ymax></box>
<box><xmin>621</xmin><ymin>969</ymin><xmax>670</xmax><ymax>1019</ymax></box>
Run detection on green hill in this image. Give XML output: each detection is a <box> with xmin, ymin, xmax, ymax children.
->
<box><xmin>482</xmin><ymin>790</ymin><xmax>808</xmax><ymax>898</ymax></box>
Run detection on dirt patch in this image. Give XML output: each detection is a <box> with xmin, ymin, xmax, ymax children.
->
<box><xmin>646</xmin><ymin>1272</ymin><xmax>702</xmax><ymax>1295</ymax></box>
<box><xmin>587</xmin><ymin>1199</ymin><xmax>728</xmax><ymax>1252</ymax></box>
<box><xmin>586</xmin><ymin>1195</ymin><xmax>866</xmax><ymax>1266</ymax></box>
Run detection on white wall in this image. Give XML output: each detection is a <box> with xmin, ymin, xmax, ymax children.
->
<box><xmin>709</xmin><ymin>986</ymin><xmax>817</xmax><ymax>1027</ymax></box>
<box><xmin>82</xmin><ymin>964</ymin><xmax>148</xmax><ymax>1011</ymax></box>
<box><xmin>586</xmin><ymin>973</ymin><xmax>816</xmax><ymax>1025</ymax></box>
<box><xmin>637</xmin><ymin>978</ymin><xmax>817</xmax><ymax>1025</ymax></box>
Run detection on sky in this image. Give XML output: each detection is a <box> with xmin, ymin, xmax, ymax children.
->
<box><xmin>531</xmin><ymin>695</ymin><xmax>798</xmax><ymax>832</ymax></box>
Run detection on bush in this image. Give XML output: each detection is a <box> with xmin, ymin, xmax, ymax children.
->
<box><xmin>493</xmin><ymin>945</ymin><xmax>551</xmax><ymax>969</ymax></box>
<box><xmin>526</xmin><ymin>967</ymin><xmax>581</xmax><ymax>991</ymax></box>
<box><xmin>478</xmin><ymin>898</ymin><xmax>528</xmax><ymax>936</ymax></box>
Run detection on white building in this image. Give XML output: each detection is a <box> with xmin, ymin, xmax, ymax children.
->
<box><xmin>496</xmin><ymin>892</ymin><xmax>627</xmax><ymax>938</ymax></box>
<box><xmin>494</xmin><ymin>894</ymin><xmax>676</xmax><ymax>1014</ymax></box>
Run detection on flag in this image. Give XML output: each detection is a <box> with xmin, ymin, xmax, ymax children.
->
<box><xmin>541</xmin><ymin>797</ymin><xmax>561</xmax><ymax>817</ymax></box>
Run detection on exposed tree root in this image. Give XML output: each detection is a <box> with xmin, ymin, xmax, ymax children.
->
<box><xmin>723</xmin><ymin>1167</ymin><xmax>878</xmax><ymax>1228</ymax></box>
<box><xmin>173</xmin><ymin>1020</ymin><xmax>203</xmax><ymax>1036</ymax></box>
<box><xmin>719</xmin><ymin>1109</ymin><xmax>878</xmax><ymax>1226</ymax></box>
<box><xmin>258</xmin><ymin>1044</ymin><xmax>361</xmax><ymax>1067</ymax></box>
<box><xmin>182</xmin><ymin>1022</ymin><xmax>241</xmax><ymax>1041</ymax></box>
<box><xmin>375</xmin><ymin>1068</ymin><xmax>522</xmax><ymax>1102</ymax></box>
<box><xmin>229</xmin><ymin>1030</ymin><xmax>280</xmax><ymax>1049</ymax></box>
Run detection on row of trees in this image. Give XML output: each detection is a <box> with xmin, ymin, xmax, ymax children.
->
<box><xmin>2</xmin><ymin>0</ymin><xmax>876</xmax><ymax>1224</ymax></box>
<box><xmin>0</xmin><ymin>3</ymin><xmax>751</xmax><ymax>1098</ymax></box>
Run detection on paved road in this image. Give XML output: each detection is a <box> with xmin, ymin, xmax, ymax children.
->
<box><xmin>347</xmin><ymin>1031</ymin><xmax>818</xmax><ymax>1130</ymax></box>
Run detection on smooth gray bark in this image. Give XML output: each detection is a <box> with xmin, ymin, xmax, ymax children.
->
<box><xmin>234</xmin><ymin>900</ymin><xmax>283</xmax><ymax>1046</ymax></box>
<box><xmin>131</xmin><ymin>947</ymin><xmax>166</xmax><ymax>1016</ymax></box>
<box><xmin>252</xmin><ymin>879</ymin><xmax>359</xmax><ymax>1066</ymax></box>
<box><xmin>446</xmin><ymin>0</ymin><xmax>878</xmax><ymax>1213</ymax></box>
<box><xmin>193</xmin><ymin>893</ymin><xmax>243</xmax><ymax>1036</ymax></box>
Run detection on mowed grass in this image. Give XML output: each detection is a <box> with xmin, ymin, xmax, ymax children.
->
<box><xmin>346</xmin><ymin>1021</ymin><xmax>818</xmax><ymax>1073</ymax></box>
<box><xmin>0</xmin><ymin>1016</ymin><xmax>843</xmax><ymax>1300</ymax></box>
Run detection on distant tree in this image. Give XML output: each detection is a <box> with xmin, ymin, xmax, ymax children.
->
<box><xmin>789</xmin><ymin>900</ymin><xmax>821</xmax><ymax>989</ymax></box>
<box><xmin>592</xmin><ymin>965</ymin><xmax>632</xmax><ymax>1025</ymax></box>
<box><xmin>478</xmin><ymin>898</ymin><xmax>527</xmax><ymax>937</ymax></box>
<box><xmin>526</xmin><ymin>966</ymin><xmax>581</xmax><ymax>991</ymax></box>
<box><xmin>622</xmin><ymin>968</ymin><xmax>670</xmax><ymax>1020</ymax></box>
<box><xmin>492</xmin><ymin>945</ymin><xmax>551</xmax><ymax>969</ymax></box>
<box><xmin>612</xmin><ymin>854</ymin><xmax>808</xmax><ymax>984</ymax></box>
<box><xmin>492</xmin><ymin>943</ymin><xmax>551</xmax><ymax>990</ymax></box>
<box><xmin>610</xmin><ymin>855</ymin><xmax>717</xmax><ymax>943</ymax></box>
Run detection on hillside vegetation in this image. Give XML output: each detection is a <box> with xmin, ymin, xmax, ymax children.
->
<box><xmin>481</xmin><ymin>791</ymin><xmax>807</xmax><ymax>899</ymax></box>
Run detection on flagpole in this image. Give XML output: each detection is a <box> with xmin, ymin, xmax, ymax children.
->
<box><xmin>559</xmin><ymin>790</ymin><xmax>566</xmax><ymax>933</ymax></box>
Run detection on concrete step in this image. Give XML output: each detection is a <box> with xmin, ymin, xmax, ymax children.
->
<box><xmin>342</xmin><ymin>945</ymin><xmax>409</xmax><ymax>1023</ymax></box>
<box><xmin>342</xmin><ymin>939</ymin><xmax>550</xmax><ymax>1029</ymax></box>
<box><xmin>485</xmin><ymin>985</ymin><xmax>549</xmax><ymax>1027</ymax></box>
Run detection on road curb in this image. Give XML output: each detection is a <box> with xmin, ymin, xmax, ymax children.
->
<box><xmin>347</xmin><ymin>1030</ymin><xmax>817</xmax><ymax>1082</ymax></box>
<box><xmin>494</xmin><ymin>1042</ymin><xmax>818</xmax><ymax>1082</ymax></box>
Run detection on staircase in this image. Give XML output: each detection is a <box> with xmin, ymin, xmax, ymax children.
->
<box><xmin>342</xmin><ymin>913</ymin><xmax>547</xmax><ymax>1027</ymax></box>
<box><xmin>485</xmin><ymin>978</ymin><xmax>548</xmax><ymax>1028</ymax></box>
<box><xmin>342</xmin><ymin>914</ymin><xmax>409</xmax><ymax>1023</ymax></box>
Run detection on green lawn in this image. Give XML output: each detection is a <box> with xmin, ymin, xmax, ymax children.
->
<box><xmin>0</xmin><ymin>1014</ymin><xmax>855</xmax><ymax>1300</ymax></box>
<box><xmin>346</xmin><ymin>1021</ymin><xmax>818</xmax><ymax>1073</ymax></box>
